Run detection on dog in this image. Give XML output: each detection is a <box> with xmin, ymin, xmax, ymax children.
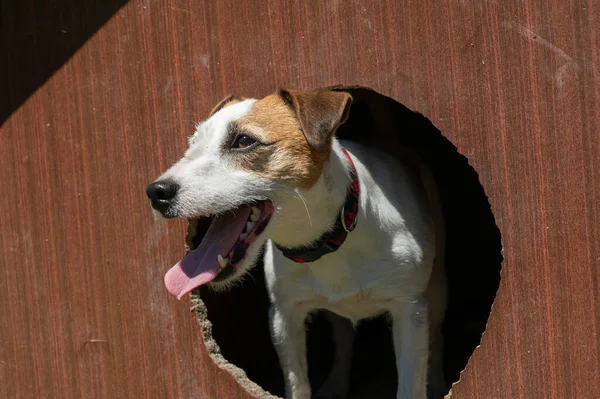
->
<box><xmin>147</xmin><ymin>88</ymin><xmax>447</xmax><ymax>399</ymax></box>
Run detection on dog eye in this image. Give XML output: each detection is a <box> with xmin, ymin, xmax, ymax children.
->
<box><xmin>232</xmin><ymin>135</ymin><xmax>256</xmax><ymax>149</ymax></box>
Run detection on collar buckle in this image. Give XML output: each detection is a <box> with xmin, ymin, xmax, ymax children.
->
<box><xmin>340</xmin><ymin>204</ymin><xmax>357</xmax><ymax>232</ymax></box>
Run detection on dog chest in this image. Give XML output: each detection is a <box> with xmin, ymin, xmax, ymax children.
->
<box><xmin>267</xmin><ymin>256</ymin><xmax>398</xmax><ymax>322</ymax></box>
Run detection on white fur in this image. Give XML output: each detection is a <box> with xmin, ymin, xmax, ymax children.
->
<box><xmin>156</xmin><ymin>101</ymin><xmax>446</xmax><ymax>398</ymax></box>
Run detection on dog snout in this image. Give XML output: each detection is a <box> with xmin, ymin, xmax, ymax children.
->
<box><xmin>146</xmin><ymin>180</ymin><xmax>179</xmax><ymax>213</ymax></box>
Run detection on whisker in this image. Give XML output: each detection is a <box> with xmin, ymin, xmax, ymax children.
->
<box><xmin>268</xmin><ymin>182</ymin><xmax>313</xmax><ymax>228</ymax></box>
<box><xmin>293</xmin><ymin>188</ymin><xmax>313</xmax><ymax>228</ymax></box>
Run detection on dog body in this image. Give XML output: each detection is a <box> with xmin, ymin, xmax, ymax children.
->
<box><xmin>147</xmin><ymin>89</ymin><xmax>446</xmax><ymax>399</ymax></box>
<box><xmin>265</xmin><ymin>139</ymin><xmax>446</xmax><ymax>399</ymax></box>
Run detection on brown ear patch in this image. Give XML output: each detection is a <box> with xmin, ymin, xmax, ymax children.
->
<box><xmin>278</xmin><ymin>88</ymin><xmax>352</xmax><ymax>152</ymax></box>
<box><xmin>208</xmin><ymin>95</ymin><xmax>245</xmax><ymax>117</ymax></box>
<box><xmin>234</xmin><ymin>94</ymin><xmax>332</xmax><ymax>189</ymax></box>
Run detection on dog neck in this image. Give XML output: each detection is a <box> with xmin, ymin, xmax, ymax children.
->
<box><xmin>268</xmin><ymin>140</ymin><xmax>353</xmax><ymax>249</ymax></box>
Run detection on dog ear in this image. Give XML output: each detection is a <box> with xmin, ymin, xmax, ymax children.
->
<box><xmin>208</xmin><ymin>94</ymin><xmax>243</xmax><ymax>117</ymax></box>
<box><xmin>278</xmin><ymin>88</ymin><xmax>352</xmax><ymax>152</ymax></box>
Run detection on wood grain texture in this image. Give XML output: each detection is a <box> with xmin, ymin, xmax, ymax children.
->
<box><xmin>1</xmin><ymin>0</ymin><xmax>598</xmax><ymax>398</ymax></box>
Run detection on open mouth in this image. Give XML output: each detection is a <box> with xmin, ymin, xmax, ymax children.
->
<box><xmin>164</xmin><ymin>200</ymin><xmax>275</xmax><ymax>299</ymax></box>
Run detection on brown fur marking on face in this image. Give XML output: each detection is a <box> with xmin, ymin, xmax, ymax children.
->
<box><xmin>234</xmin><ymin>94</ymin><xmax>329</xmax><ymax>189</ymax></box>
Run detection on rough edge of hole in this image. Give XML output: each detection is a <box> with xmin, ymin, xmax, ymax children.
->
<box><xmin>444</xmin><ymin>244</ymin><xmax>505</xmax><ymax>399</ymax></box>
<box><xmin>186</xmin><ymin>219</ymin><xmax>279</xmax><ymax>398</ymax></box>
<box><xmin>190</xmin><ymin>291</ymin><xmax>279</xmax><ymax>398</ymax></box>
<box><xmin>438</xmin><ymin>153</ymin><xmax>505</xmax><ymax>398</ymax></box>
<box><xmin>443</xmin><ymin>297</ymin><xmax>496</xmax><ymax>399</ymax></box>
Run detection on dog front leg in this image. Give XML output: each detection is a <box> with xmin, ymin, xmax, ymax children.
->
<box><xmin>269</xmin><ymin>305</ymin><xmax>311</xmax><ymax>399</ymax></box>
<box><xmin>391</xmin><ymin>296</ymin><xmax>429</xmax><ymax>399</ymax></box>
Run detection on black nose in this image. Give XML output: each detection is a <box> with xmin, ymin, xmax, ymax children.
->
<box><xmin>146</xmin><ymin>180</ymin><xmax>179</xmax><ymax>213</ymax></box>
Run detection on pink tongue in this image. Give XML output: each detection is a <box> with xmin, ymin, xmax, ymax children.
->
<box><xmin>164</xmin><ymin>205</ymin><xmax>251</xmax><ymax>299</ymax></box>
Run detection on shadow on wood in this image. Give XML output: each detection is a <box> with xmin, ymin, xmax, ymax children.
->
<box><xmin>0</xmin><ymin>0</ymin><xmax>128</xmax><ymax>124</ymax></box>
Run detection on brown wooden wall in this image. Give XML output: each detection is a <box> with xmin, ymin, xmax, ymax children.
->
<box><xmin>1</xmin><ymin>1</ymin><xmax>599</xmax><ymax>398</ymax></box>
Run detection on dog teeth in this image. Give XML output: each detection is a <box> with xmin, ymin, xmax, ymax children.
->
<box><xmin>239</xmin><ymin>232</ymin><xmax>248</xmax><ymax>240</ymax></box>
<box><xmin>217</xmin><ymin>254</ymin><xmax>228</xmax><ymax>269</ymax></box>
<box><xmin>246</xmin><ymin>221</ymin><xmax>255</xmax><ymax>232</ymax></box>
<box><xmin>250</xmin><ymin>206</ymin><xmax>261</xmax><ymax>221</ymax></box>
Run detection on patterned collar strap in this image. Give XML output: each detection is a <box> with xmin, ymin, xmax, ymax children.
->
<box><xmin>275</xmin><ymin>148</ymin><xmax>360</xmax><ymax>263</ymax></box>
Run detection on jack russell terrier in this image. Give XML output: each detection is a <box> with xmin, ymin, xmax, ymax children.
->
<box><xmin>147</xmin><ymin>88</ymin><xmax>447</xmax><ymax>399</ymax></box>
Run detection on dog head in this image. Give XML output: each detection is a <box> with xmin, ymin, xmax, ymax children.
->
<box><xmin>147</xmin><ymin>88</ymin><xmax>352</xmax><ymax>298</ymax></box>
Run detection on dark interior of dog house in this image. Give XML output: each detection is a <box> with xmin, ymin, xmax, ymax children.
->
<box><xmin>195</xmin><ymin>88</ymin><xmax>503</xmax><ymax>398</ymax></box>
<box><xmin>2</xmin><ymin>1</ymin><xmax>598</xmax><ymax>398</ymax></box>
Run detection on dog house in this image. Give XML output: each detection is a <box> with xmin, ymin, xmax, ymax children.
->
<box><xmin>1</xmin><ymin>1</ymin><xmax>598</xmax><ymax>398</ymax></box>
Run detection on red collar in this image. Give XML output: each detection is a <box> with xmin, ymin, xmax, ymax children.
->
<box><xmin>275</xmin><ymin>148</ymin><xmax>360</xmax><ymax>263</ymax></box>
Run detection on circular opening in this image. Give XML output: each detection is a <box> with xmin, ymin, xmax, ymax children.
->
<box><xmin>190</xmin><ymin>87</ymin><xmax>503</xmax><ymax>398</ymax></box>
